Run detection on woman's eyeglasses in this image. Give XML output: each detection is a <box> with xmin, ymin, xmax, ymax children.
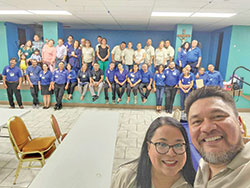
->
<box><xmin>149</xmin><ymin>141</ymin><xmax>187</xmax><ymax>155</ymax></box>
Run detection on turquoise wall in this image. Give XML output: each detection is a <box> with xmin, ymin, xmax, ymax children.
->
<box><xmin>226</xmin><ymin>26</ymin><xmax>250</xmax><ymax>95</ymax></box>
<box><xmin>43</xmin><ymin>22</ymin><xmax>63</xmax><ymax>45</ymax></box>
<box><xmin>0</xmin><ymin>22</ymin><xmax>9</xmax><ymax>73</ymax></box>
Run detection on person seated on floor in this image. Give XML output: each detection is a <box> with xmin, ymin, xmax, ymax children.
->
<box><xmin>206</xmin><ymin>64</ymin><xmax>223</xmax><ymax>88</ymax></box>
<box><xmin>139</xmin><ymin>63</ymin><xmax>153</xmax><ymax>104</ymax></box>
<box><xmin>111</xmin><ymin>116</ymin><xmax>195</xmax><ymax>188</ymax></box>
<box><xmin>65</xmin><ymin>63</ymin><xmax>77</xmax><ymax>100</ymax></box>
<box><xmin>89</xmin><ymin>62</ymin><xmax>104</xmax><ymax>102</ymax></box>
<box><xmin>114</xmin><ymin>62</ymin><xmax>128</xmax><ymax>103</ymax></box>
<box><xmin>126</xmin><ymin>64</ymin><xmax>142</xmax><ymax>105</ymax></box>
<box><xmin>104</xmin><ymin>62</ymin><xmax>116</xmax><ymax>104</ymax></box>
<box><xmin>51</xmin><ymin>61</ymin><xmax>68</xmax><ymax>110</ymax></box>
<box><xmin>195</xmin><ymin>67</ymin><xmax>208</xmax><ymax>87</ymax></box>
<box><xmin>77</xmin><ymin>63</ymin><xmax>90</xmax><ymax>101</ymax></box>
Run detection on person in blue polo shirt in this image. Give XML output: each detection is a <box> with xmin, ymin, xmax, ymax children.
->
<box><xmin>153</xmin><ymin>64</ymin><xmax>166</xmax><ymax>112</ymax></box>
<box><xmin>206</xmin><ymin>64</ymin><xmax>223</xmax><ymax>88</ymax></box>
<box><xmin>139</xmin><ymin>63</ymin><xmax>153</xmax><ymax>103</ymax></box>
<box><xmin>2</xmin><ymin>57</ymin><xmax>23</xmax><ymax>109</ymax></box>
<box><xmin>186</xmin><ymin>40</ymin><xmax>202</xmax><ymax>74</ymax></box>
<box><xmin>114</xmin><ymin>63</ymin><xmax>128</xmax><ymax>103</ymax></box>
<box><xmin>176</xmin><ymin>42</ymin><xmax>189</xmax><ymax>72</ymax></box>
<box><xmin>38</xmin><ymin>63</ymin><xmax>52</xmax><ymax>109</ymax></box>
<box><xmin>104</xmin><ymin>62</ymin><xmax>116</xmax><ymax>104</ymax></box>
<box><xmin>179</xmin><ymin>67</ymin><xmax>194</xmax><ymax>111</ymax></box>
<box><xmin>65</xmin><ymin>63</ymin><xmax>77</xmax><ymax>100</ymax></box>
<box><xmin>51</xmin><ymin>61</ymin><xmax>68</xmax><ymax>110</ymax></box>
<box><xmin>26</xmin><ymin>59</ymin><xmax>42</xmax><ymax>108</ymax></box>
<box><xmin>126</xmin><ymin>64</ymin><xmax>142</xmax><ymax>105</ymax></box>
<box><xmin>195</xmin><ymin>67</ymin><xmax>208</xmax><ymax>87</ymax></box>
<box><xmin>77</xmin><ymin>63</ymin><xmax>90</xmax><ymax>101</ymax></box>
<box><xmin>164</xmin><ymin>61</ymin><xmax>180</xmax><ymax>114</ymax></box>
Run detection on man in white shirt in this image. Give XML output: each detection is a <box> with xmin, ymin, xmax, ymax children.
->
<box><xmin>144</xmin><ymin>38</ymin><xmax>155</xmax><ymax>72</ymax></box>
<box><xmin>56</xmin><ymin>38</ymin><xmax>67</xmax><ymax>67</ymax></box>
<box><xmin>111</xmin><ymin>42</ymin><xmax>126</xmax><ymax>69</ymax></box>
<box><xmin>165</xmin><ymin>40</ymin><xmax>175</xmax><ymax>65</ymax></box>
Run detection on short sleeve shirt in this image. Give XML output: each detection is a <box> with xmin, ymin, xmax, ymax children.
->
<box><xmin>155</xmin><ymin>48</ymin><xmax>167</xmax><ymax>65</ymax></box>
<box><xmin>2</xmin><ymin>65</ymin><xmax>22</xmax><ymax>82</ymax></box>
<box><xmin>144</xmin><ymin>45</ymin><xmax>155</xmax><ymax>64</ymax></box>
<box><xmin>134</xmin><ymin>49</ymin><xmax>146</xmax><ymax>63</ymax></box>
<box><xmin>122</xmin><ymin>48</ymin><xmax>134</xmax><ymax>65</ymax></box>
<box><xmin>165</xmin><ymin>45</ymin><xmax>175</xmax><ymax>61</ymax></box>
<box><xmin>91</xmin><ymin>69</ymin><xmax>104</xmax><ymax>82</ymax></box>
<box><xmin>82</xmin><ymin>47</ymin><xmax>95</xmax><ymax>63</ymax></box>
<box><xmin>111</xmin><ymin>45</ymin><xmax>123</xmax><ymax>62</ymax></box>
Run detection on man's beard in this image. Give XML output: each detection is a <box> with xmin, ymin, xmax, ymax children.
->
<box><xmin>198</xmin><ymin>138</ymin><xmax>244</xmax><ymax>165</ymax></box>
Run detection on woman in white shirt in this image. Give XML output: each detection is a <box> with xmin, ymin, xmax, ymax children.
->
<box><xmin>134</xmin><ymin>43</ymin><xmax>146</xmax><ymax>69</ymax></box>
<box><xmin>82</xmin><ymin>40</ymin><xmax>95</xmax><ymax>71</ymax></box>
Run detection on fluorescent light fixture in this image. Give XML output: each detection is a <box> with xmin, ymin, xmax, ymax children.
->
<box><xmin>152</xmin><ymin>12</ymin><xmax>192</xmax><ymax>17</ymax></box>
<box><xmin>0</xmin><ymin>10</ymin><xmax>31</xmax><ymax>15</ymax></box>
<box><xmin>28</xmin><ymin>10</ymin><xmax>72</xmax><ymax>15</ymax></box>
<box><xmin>192</xmin><ymin>13</ymin><xmax>236</xmax><ymax>18</ymax></box>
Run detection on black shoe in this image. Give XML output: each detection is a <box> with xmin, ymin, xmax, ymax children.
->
<box><xmin>19</xmin><ymin>105</ymin><xmax>24</xmax><ymax>109</ymax></box>
<box><xmin>58</xmin><ymin>106</ymin><xmax>62</xmax><ymax>110</ymax></box>
<box><xmin>169</xmin><ymin>109</ymin><xmax>172</xmax><ymax>114</ymax></box>
<box><xmin>43</xmin><ymin>106</ymin><xmax>47</xmax><ymax>109</ymax></box>
<box><xmin>54</xmin><ymin>106</ymin><xmax>58</xmax><ymax>110</ymax></box>
<box><xmin>9</xmin><ymin>106</ymin><xmax>15</xmax><ymax>109</ymax></box>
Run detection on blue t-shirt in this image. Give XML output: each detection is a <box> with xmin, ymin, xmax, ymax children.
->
<box><xmin>115</xmin><ymin>69</ymin><xmax>128</xmax><ymax>83</ymax></box>
<box><xmin>105</xmin><ymin>68</ymin><xmax>116</xmax><ymax>83</ymax></box>
<box><xmin>64</xmin><ymin>42</ymin><xmax>73</xmax><ymax>49</ymax></box>
<box><xmin>128</xmin><ymin>71</ymin><xmax>142</xmax><ymax>84</ymax></box>
<box><xmin>176</xmin><ymin>48</ymin><xmax>188</xmax><ymax>67</ymax></box>
<box><xmin>164</xmin><ymin>68</ymin><xmax>180</xmax><ymax>86</ymax></box>
<box><xmin>206</xmin><ymin>70</ymin><xmax>223</xmax><ymax>88</ymax></box>
<box><xmin>52</xmin><ymin>68</ymin><xmax>68</xmax><ymax>84</ymax></box>
<box><xmin>2</xmin><ymin>65</ymin><xmax>22</xmax><ymax>82</ymax></box>
<box><xmin>77</xmin><ymin>70</ymin><xmax>90</xmax><ymax>85</ymax></box>
<box><xmin>154</xmin><ymin>72</ymin><xmax>166</xmax><ymax>87</ymax></box>
<box><xmin>180</xmin><ymin>75</ymin><xmax>193</xmax><ymax>93</ymax></box>
<box><xmin>196</xmin><ymin>72</ymin><xmax>208</xmax><ymax>86</ymax></box>
<box><xmin>140</xmin><ymin>70</ymin><xmax>153</xmax><ymax>84</ymax></box>
<box><xmin>39</xmin><ymin>71</ymin><xmax>52</xmax><ymax>85</ymax></box>
<box><xmin>26</xmin><ymin>65</ymin><xmax>42</xmax><ymax>85</ymax></box>
<box><xmin>67</xmin><ymin>70</ymin><xmax>77</xmax><ymax>83</ymax></box>
<box><xmin>187</xmin><ymin>47</ymin><xmax>202</xmax><ymax>63</ymax></box>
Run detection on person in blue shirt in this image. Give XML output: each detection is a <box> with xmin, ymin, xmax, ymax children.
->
<box><xmin>38</xmin><ymin>63</ymin><xmax>53</xmax><ymax>109</ymax></box>
<box><xmin>68</xmin><ymin>40</ymin><xmax>81</xmax><ymax>73</ymax></box>
<box><xmin>51</xmin><ymin>61</ymin><xmax>68</xmax><ymax>110</ymax></box>
<box><xmin>186</xmin><ymin>40</ymin><xmax>202</xmax><ymax>74</ymax></box>
<box><xmin>164</xmin><ymin>61</ymin><xmax>180</xmax><ymax>114</ymax></box>
<box><xmin>65</xmin><ymin>63</ymin><xmax>77</xmax><ymax>100</ymax></box>
<box><xmin>104</xmin><ymin>62</ymin><xmax>116</xmax><ymax>104</ymax></box>
<box><xmin>126</xmin><ymin>64</ymin><xmax>142</xmax><ymax>105</ymax></box>
<box><xmin>206</xmin><ymin>64</ymin><xmax>223</xmax><ymax>88</ymax></box>
<box><xmin>195</xmin><ymin>67</ymin><xmax>208</xmax><ymax>87</ymax></box>
<box><xmin>65</xmin><ymin>35</ymin><xmax>74</xmax><ymax>64</ymax></box>
<box><xmin>77</xmin><ymin>63</ymin><xmax>90</xmax><ymax>101</ymax></box>
<box><xmin>2</xmin><ymin>57</ymin><xmax>23</xmax><ymax>109</ymax></box>
<box><xmin>176</xmin><ymin>42</ymin><xmax>189</xmax><ymax>72</ymax></box>
<box><xmin>26</xmin><ymin>59</ymin><xmax>42</xmax><ymax>108</ymax></box>
<box><xmin>139</xmin><ymin>63</ymin><xmax>153</xmax><ymax>103</ymax></box>
<box><xmin>114</xmin><ymin>63</ymin><xmax>128</xmax><ymax>103</ymax></box>
<box><xmin>179</xmin><ymin>68</ymin><xmax>194</xmax><ymax>111</ymax></box>
<box><xmin>153</xmin><ymin>64</ymin><xmax>166</xmax><ymax>112</ymax></box>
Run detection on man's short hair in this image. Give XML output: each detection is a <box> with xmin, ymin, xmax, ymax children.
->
<box><xmin>58</xmin><ymin>38</ymin><xmax>64</xmax><ymax>42</ymax></box>
<box><xmin>121</xmin><ymin>41</ymin><xmax>126</xmax><ymax>45</ymax></box>
<box><xmin>185</xmin><ymin>86</ymin><xmax>238</xmax><ymax>117</ymax></box>
<box><xmin>10</xmin><ymin>57</ymin><xmax>17</xmax><ymax>62</ymax></box>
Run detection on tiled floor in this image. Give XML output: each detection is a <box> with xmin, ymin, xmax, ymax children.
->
<box><xmin>0</xmin><ymin>105</ymin><xmax>249</xmax><ymax>188</ymax></box>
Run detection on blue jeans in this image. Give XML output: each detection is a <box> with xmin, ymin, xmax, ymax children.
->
<box><xmin>124</xmin><ymin>65</ymin><xmax>133</xmax><ymax>72</ymax></box>
<box><xmin>180</xmin><ymin>90</ymin><xmax>189</xmax><ymax>110</ymax></box>
<box><xmin>155</xmin><ymin>86</ymin><xmax>165</xmax><ymax>106</ymax></box>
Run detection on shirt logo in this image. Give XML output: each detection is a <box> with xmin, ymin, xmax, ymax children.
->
<box><xmin>162</xmin><ymin>75</ymin><xmax>165</xmax><ymax>78</ymax></box>
<box><xmin>6</xmin><ymin>69</ymin><xmax>9</xmax><ymax>72</ymax></box>
<box><xmin>10</xmin><ymin>72</ymin><xmax>15</xmax><ymax>77</ymax></box>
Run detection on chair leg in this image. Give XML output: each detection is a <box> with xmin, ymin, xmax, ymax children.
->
<box><xmin>28</xmin><ymin>161</ymin><xmax>32</xmax><ymax>168</ymax></box>
<box><xmin>13</xmin><ymin>161</ymin><xmax>22</xmax><ymax>185</ymax></box>
<box><xmin>40</xmin><ymin>159</ymin><xmax>45</xmax><ymax>167</ymax></box>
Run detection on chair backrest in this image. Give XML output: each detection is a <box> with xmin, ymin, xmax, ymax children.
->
<box><xmin>239</xmin><ymin>116</ymin><xmax>247</xmax><ymax>137</ymax></box>
<box><xmin>50</xmin><ymin>114</ymin><xmax>62</xmax><ymax>143</ymax></box>
<box><xmin>7</xmin><ymin>116</ymin><xmax>31</xmax><ymax>154</ymax></box>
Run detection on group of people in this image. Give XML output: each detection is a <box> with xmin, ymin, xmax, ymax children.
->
<box><xmin>1</xmin><ymin>34</ymin><xmax>223</xmax><ymax>111</ymax></box>
<box><xmin>111</xmin><ymin>86</ymin><xmax>250</xmax><ymax>188</ymax></box>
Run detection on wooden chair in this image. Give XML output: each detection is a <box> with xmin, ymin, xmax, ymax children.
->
<box><xmin>50</xmin><ymin>114</ymin><xmax>67</xmax><ymax>144</ymax></box>
<box><xmin>7</xmin><ymin>116</ymin><xmax>56</xmax><ymax>184</ymax></box>
<box><xmin>239</xmin><ymin>116</ymin><xmax>250</xmax><ymax>144</ymax></box>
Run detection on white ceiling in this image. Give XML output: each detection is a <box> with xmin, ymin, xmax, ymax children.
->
<box><xmin>0</xmin><ymin>0</ymin><xmax>250</xmax><ymax>31</ymax></box>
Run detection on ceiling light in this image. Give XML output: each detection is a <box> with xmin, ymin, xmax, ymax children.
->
<box><xmin>192</xmin><ymin>13</ymin><xmax>236</xmax><ymax>18</ymax></box>
<box><xmin>151</xmin><ymin>12</ymin><xmax>192</xmax><ymax>17</ymax></box>
<box><xmin>28</xmin><ymin>10</ymin><xmax>72</xmax><ymax>15</ymax></box>
<box><xmin>0</xmin><ymin>10</ymin><xmax>31</xmax><ymax>15</ymax></box>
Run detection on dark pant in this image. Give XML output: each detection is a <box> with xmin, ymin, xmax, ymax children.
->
<box><xmin>87</xmin><ymin>62</ymin><xmax>93</xmax><ymax>71</ymax></box>
<box><xmin>165</xmin><ymin>86</ymin><xmax>177</xmax><ymax>111</ymax></box>
<box><xmin>116</xmin><ymin>83</ymin><xmax>126</xmax><ymax>98</ymax></box>
<box><xmin>155</xmin><ymin>86</ymin><xmax>165</xmax><ymax>106</ymax></box>
<box><xmin>30</xmin><ymin>85</ymin><xmax>39</xmax><ymax>105</ymax></box>
<box><xmin>139</xmin><ymin>83</ymin><xmax>151</xmax><ymax>100</ymax></box>
<box><xmin>180</xmin><ymin>91</ymin><xmax>189</xmax><ymax>111</ymax></box>
<box><xmin>104</xmin><ymin>82</ymin><xmax>116</xmax><ymax>100</ymax></box>
<box><xmin>6</xmin><ymin>82</ymin><xmax>22</xmax><ymax>107</ymax></box>
<box><xmin>54</xmin><ymin>84</ymin><xmax>65</xmax><ymax>107</ymax></box>
<box><xmin>126</xmin><ymin>84</ymin><xmax>139</xmax><ymax>97</ymax></box>
<box><xmin>187</xmin><ymin>62</ymin><xmax>198</xmax><ymax>74</ymax></box>
<box><xmin>67</xmin><ymin>82</ymin><xmax>77</xmax><ymax>95</ymax></box>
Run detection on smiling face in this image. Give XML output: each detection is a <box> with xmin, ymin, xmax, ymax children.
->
<box><xmin>147</xmin><ymin>39</ymin><xmax>152</xmax><ymax>46</ymax></box>
<box><xmin>188</xmin><ymin>97</ymin><xmax>243</xmax><ymax>164</ymax></box>
<box><xmin>148</xmin><ymin>125</ymin><xmax>187</xmax><ymax>177</ymax></box>
<box><xmin>137</xmin><ymin>43</ymin><xmax>142</xmax><ymax>50</ymax></box>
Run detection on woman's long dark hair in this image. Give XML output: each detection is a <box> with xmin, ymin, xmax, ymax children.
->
<box><xmin>181</xmin><ymin>42</ymin><xmax>190</xmax><ymax>50</ymax></box>
<box><xmin>136</xmin><ymin>116</ymin><xmax>196</xmax><ymax>188</ymax></box>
